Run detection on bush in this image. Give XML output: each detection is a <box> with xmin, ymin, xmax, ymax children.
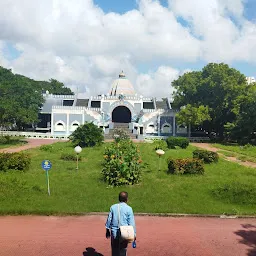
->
<box><xmin>0</xmin><ymin>152</ymin><xmax>31</xmax><ymax>171</ymax></box>
<box><xmin>167</xmin><ymin>157</ymin><xmax>204</xmax><ymax>175</ymax></box>
<box><xmin>69</xmin><ymin>122</ymin><xmax>104</xmax><ymax>147</ymax></box>
<box><xmin>102</xmin><ymin>139</ymin><xmax>142</xmax><ymax>186</ymax></box>
<box><xmin>166</xmin><ymin>137</ymin><xmax>189</xmax><ymax>149</ymax></box>
<box><xmin>193</xmin><ymin>149</ymin><xmax>219</xmax><ymax>163</ymax></box>
<box><xmin>153</xmin><ymin>140</ymin><xmax>168</xmax><ymax>151</ymax></box>
<box><xmin>39</xmin><ymin>144</ymin><xmax>53</xmax><ymax>152</ymax></box>
<box><xmin>60</xmin><ymin>153</ymin><xmax>81</xmax><ymax>161</ymax></box>
<box><xmin>112</xmin><ymin>128</ymin><xmax>130</xmax><ymax>143</ymax></box>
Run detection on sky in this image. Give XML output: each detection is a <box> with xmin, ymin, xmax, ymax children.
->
<box><xmin>0</xmin><ymin>0</ymin><xmax>256</xmax><ymax>98</ymax></box>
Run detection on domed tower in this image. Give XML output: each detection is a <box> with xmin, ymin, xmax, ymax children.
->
<box><xmin>109</xmin><ymin>71</ymin><xmax>136</xmax><ymax>96</ymax></box>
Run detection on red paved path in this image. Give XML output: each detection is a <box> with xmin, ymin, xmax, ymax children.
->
<box><xmin>0</xmin><ymin>139</ymin><xmax>64</xmax><ymax>153</ymax></box>
<box><xmin>0</xmin><ymin>216</ymin><xmax>256</xmax><ymax>256</ymax></box>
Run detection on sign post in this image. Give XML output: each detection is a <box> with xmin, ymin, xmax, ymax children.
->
<box><xmin>41</xmin><ymin>160</ymin><xmax>52</xmax><ymax>196</ymax></box>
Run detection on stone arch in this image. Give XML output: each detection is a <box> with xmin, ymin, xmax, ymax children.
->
<box><xmin>112</xmin><ymin>106</ymin><xmax>132</xmax><ymax>123</ymax></box>
<box><xmin>70</xmin><ymin>121</ymin><xmax>80</xmax><ymax>132</ymax></box>
<box><xmin>55</xmin><ymin>120</ymin><xmax>65</xmax><ymax>131</ymax></box>
<box><xmin>161</xmin><ymin>122</ymin><xmax>172</xmax><ymax>133</ymax></box>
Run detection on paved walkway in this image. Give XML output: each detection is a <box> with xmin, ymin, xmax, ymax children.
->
<box><xmin>191</xmin><ymin>143</ymin><xmax>256</xmax><ymax>168</ymax></box>
<box><xmin>0</xmin><ymin>215</ymin><xmax>256</xmax><ymax>256</ymax></box>
<box><xmin>0</xmin><ymin>139</ymin><xmax>64</xmax><ymax>153</ymax></box>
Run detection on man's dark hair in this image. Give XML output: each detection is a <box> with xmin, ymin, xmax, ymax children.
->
<box><xmin>119</xmin><ymin>191</ymin><xmax>128</xmax><ymax>202</ymax></box>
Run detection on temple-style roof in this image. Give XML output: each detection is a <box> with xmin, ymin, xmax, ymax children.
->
<box><xmin>109</xmin><ymin>71</ymin><xmax>136</xmax><ymax>96</ymax></box>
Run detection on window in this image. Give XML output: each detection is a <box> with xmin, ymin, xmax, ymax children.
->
<box><xmin>63</xmin><ymin>100</ymin><xmax>74</xmax><ymax>106</ymax></box>
<box><xmin>91</xmin><ymin>101</ymin><xmax>101</xmax><ymax>108</ymax></box>
<box><xmin>162</xmin><ymin>123</ymin><xmax>172</xmax><ymax>133</ymax></box>
<box><xmin>55</xmin><ymin>121</ymin><xmax>65</xmax><ymax>131</ymax></box>
<box><xmin>70</xmin><ymin>121</ymin><xmax>80</xmax><ymax>131</ymax></box>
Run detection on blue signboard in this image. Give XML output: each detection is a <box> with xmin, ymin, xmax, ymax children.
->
<box><xmin>41</xmin><ymin>160</ymin><xmax>52</xmax><ymax>171</ymax></box>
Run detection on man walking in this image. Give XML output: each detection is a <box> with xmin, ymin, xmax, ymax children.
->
<box><xmin>105</xmin><ymin>191</ymin><xmax>136</xmax><ymax>256</ymax></box>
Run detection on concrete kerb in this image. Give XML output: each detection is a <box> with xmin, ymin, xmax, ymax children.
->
<box><xmin>8</xmin><ymin>212</ymin><xmax>255</xmax><ymax>218</ymax></box>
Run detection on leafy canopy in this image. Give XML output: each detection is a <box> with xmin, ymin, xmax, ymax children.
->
<box><xmin>69</xmin><ymin>122</ymin><xmax>104</xmax><ymax>147</ymax></box>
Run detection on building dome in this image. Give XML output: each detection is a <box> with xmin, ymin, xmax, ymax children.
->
<box><xmin>109</xmin><ymin>71</ymin><xmax>136</xmax><ymax>96</ymax></box>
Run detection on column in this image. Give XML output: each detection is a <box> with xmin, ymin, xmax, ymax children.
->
<box><xmin>173</xmin><ymin>115</ymin><xmax>176</xmax><ymax>137</ymax></box>
<box><xmin>51</xmin><ymin>112</ymin><xmax>54</xmax><ymax>135</ymax></box>
<box><xmin>66</xmin><ymin>112</ymin><xmax>70</xmax><ymax>135</ymax></box>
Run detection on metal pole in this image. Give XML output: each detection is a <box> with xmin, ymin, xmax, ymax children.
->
<box><xmin>158</xmin><ymin>156</ymin><xmax>161</xmax><ymax>171</ymax></box>
<box><xmin>46</xmin><ymin>170</ymin><xmax>50</xmax><ymax>196</ymax></box>
<box><xmin>76</xmin><ymin>154</ymin><xmax>79</xmax><ymax>170</ymax></box>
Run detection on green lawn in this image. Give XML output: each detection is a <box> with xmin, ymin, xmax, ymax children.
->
<box><xmin>214</xmin><ymin>143</ymin><xmax>256</xmax><ymax>163</ymax></box>
<box><xmin>0</xmin><ymin>137</ymin><xmax>26</xmax><ymax>149</ymax></box>
<box><xmin>0</xmin><ymin>141</ymin><xmax>256</xmax><ymax>215</ymax></box>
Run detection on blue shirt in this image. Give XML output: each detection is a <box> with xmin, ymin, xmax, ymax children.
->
<box><xmin>105</xmin><ymin>202</ymin><xmax>136</xmax><ymax>239</ymax></box>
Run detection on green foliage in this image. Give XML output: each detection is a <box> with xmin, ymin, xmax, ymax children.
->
<box><xmin>102</xmin><ymin>139</ymin><xmax>142</xmax><ymax>186</ymax></box>
<box><xmin>193</xmin><ymin>149</ymin><xmax>219</xmax><ymax>163</ymax></box>
<box><xmin>112</xmin><ymin>128</ymin><xmax>130</xmax><ymax>143</ymax></box>
<box><xmin>0</xmin><ymin>66</ymin><xmax>73</xmax><ymax>130</ymax></box>
<box><xmin>60</xmin><ymin>153</ymin><xmax>81</xmax><ymax>161</ymax></box>
<box><xmin>172</xmin><ymin>63</ymin><xmax>247</xmax><ymax>138</ymax></box>
<box><xmin>211</xmin><ymin>182</ymin><xmax>256</xmax><ymax>205</ymax></box>
<box><xmin>153</xmin><ymin>140</ymin><xmax>168</xmax><ymax>151</ymax></box>
<box><xmin>167</xmin><ymin>157</ymin><xmax>204</xmax><ymax>175</ymax></box>
<box><xmin>69</xmin><ymin>122</ymin><xmax>104</xmax><ymax>147</ymax></box>
<box><xmin>166</xmin><ymin>137</ymin><xmax>189</xmax><ymax>149</ymax></box>
<box><xmin>225</xmin><ymin>86</ymin><xmax>256</xmax><ymax>144</ymax></box>
<box><xmin>176</xmin><ymin>104</ymin><xmax>211</xmax><ymax>126</ymax></box>
<box><xmin>0</xmin><ymin>152</ymin><xmax>31</xmax><ymax>171</ymax></box>
<box><xmin>39</xmin><ymin>144</ymin><xmax>54</xmax><ymax>152</ymax></box>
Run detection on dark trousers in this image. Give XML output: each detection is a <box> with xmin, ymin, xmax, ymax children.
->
<box><xmin>111</xmin><ymin>236</ymin><xmax>128</xmax><ymax>256</ymax></box>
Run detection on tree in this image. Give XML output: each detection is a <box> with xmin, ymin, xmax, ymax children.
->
<box><xmin>176</xmin><ymin>104</ymin><xmax>211</xmax><ymax>137</ymax></box>
<box><xmin>0</xmin><ymin>66</ymin><xmax>74</xmax><ymax>130</ymax></box>
<box><xmin>172</xmin><ymin>63</ymin><xmax>247</xmax><ymax>138</ymax></box>
<box><xmin>69</xmin><ymin>122</ymin><xmax>104</xmax><ymax>147</ymax></box>
<box><xmin>225</xmin><ymin>85</ymin><xmax>256</xmax><ymax>144</ymax></box>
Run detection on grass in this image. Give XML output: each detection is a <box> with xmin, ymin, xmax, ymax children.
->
<box><xmin>0</xmin><ymin>141</ymin><xmax>256</xmax><ymax>215</ymax></box>
<box><xmin>214</xmin><ymin>144</ymin><xmax>256</xmax><ymax>163</ymax></box>
<box><xmin>214</xmin><ymin>143</ymin><xmax>256</xmax><ymax>158</ymax></box>
<box><xmin>0</xmin><ymin>136</ymin><xmax>26</xmax><ymax>149</ymax></box>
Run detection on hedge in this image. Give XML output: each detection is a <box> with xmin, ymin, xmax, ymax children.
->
<box><xmin>193</xmin><ymin>149</ymin><xmax>219</xmax><ymax>163</ymax></box>
<box><xmin>0</xmin><ymin>152</ymin><xmax>31</xmax><ymax>171</ymax></box>
<box><xmin>167</xmin><ymin>157</ymin><xmax>204</xmax><ymax>175</ymax></box>
<box><xmin>166</xmin><ymin>137</ymin><xmax>189</xmax><ymax>149</ymax></box>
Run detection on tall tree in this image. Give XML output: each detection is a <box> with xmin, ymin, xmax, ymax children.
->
<box><xmin>172</xmin><ymin>63</ymin><xmax>247</xmax><ymax>138</ymax></box>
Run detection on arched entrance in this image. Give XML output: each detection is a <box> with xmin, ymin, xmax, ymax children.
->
<box><xmin>112</xmin><ymin>106</ymin><xmax>131</xmax><ymax>123</ymax></box>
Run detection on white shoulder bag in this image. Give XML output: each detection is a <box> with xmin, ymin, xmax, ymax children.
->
<box><xmin>118</xmin><ymin>204</ymin><xmax>135</xmax><ymax>243</ymax></box>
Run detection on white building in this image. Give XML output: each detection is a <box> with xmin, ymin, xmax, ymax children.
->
<box><xmin>246</xmin><ymin>77</ymin><xmax>255</xmax><ymax>84</ymax></box>
<box><xmin>37</xmin><ymin>71</ymin><xmax>188</xmax><ymax>139</ymax></box>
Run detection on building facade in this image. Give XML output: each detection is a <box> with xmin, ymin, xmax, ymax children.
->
<box><xmin>37</xmin><ymin>72</ymin><xmax>188</xmax><ymax>139</ymax></box>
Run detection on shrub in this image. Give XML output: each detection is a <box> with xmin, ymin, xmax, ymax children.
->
<box><xmin>39</xmin><ymin>144</ymin><xmax>54</xmax><ymax>152</ymax></box>
<box><xmin>102</xmin><ymin>139</ymin><xmax>142</xmax><ymax>186</ymax></box>
<box><xmin>153</xmin><ymin>140</ymin><xmax>168</xmax><ymax>151</ymax></box>
<box><xmin>167</xmin><ymin>157</ymin><xmax>204</xmax><ymax>175</ymax></box>
<box><xmin>166</xmin><ymin>137</ymin><xmax>189</xmax><ymax>149</ymax></box>
<box><xmin>69</xmin><ymin>122</ymin><xmax>104</xmax><ymax>147</ymax></box>
<box><xmin>0</xmin><ymin>152</ymin><xmax>31</xmax><ymax>172</ymax></box>
<box><xmin>112</xmin><ymin>128</ymin><xmax>130</xmax><ymax>143</ymax></box>
<box><xmin>60</xmin><ymin>153</ymin><xmax>81</xmax><ymax>161</ymax></box>
<box><xmin>193</xmin><ymin>149</ymin><xmax>219</xmax><ymax>163</ymax></box>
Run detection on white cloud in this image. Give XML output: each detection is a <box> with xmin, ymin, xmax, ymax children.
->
<box><xmin>0</xmin><ymin>0</ymin><xmax>255</xmax><ymax>97</ymax></box>
<box><xmin>136</xmin><ymin>66</ymin><xmax>180</xmax><ymax>98</ymax></box>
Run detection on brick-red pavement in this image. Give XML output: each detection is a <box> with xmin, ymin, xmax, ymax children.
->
<box><xmin>0</xmin><ymin>215</ymin><xmax>256</xmax><ymax>256</ymax></box>
<box><xmin>0</xmin><ymin>139</ymin><xmax>65</xmax><ymax>153</ymax></box>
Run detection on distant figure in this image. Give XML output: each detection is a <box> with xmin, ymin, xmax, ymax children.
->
<box><xmin>105</xmin><ymin>191</ymin><xmax>136</xmax><ymax>256</ymax></box>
